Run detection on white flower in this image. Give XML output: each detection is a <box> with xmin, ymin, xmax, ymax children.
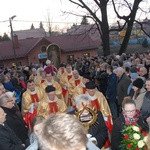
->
<box><xmin>132</xmin><ymin>126</ymin><xmax>140</xmax><ymax>132</ymax></box>
<box><xmin>133</xmin><ymin>133</ymin><xmax>140</xmax><ymax>140</ymax></box>
<box><xmin>143</xmin><ymin>136</ymin><xmax>148</xmax><ymax>143</ymax></box>
<box><xmin>138</xmin><ymin>140</ymin><xmax>145</xmax><ymax>148</ymax></box>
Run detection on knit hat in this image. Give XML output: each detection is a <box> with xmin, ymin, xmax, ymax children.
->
<box><xmin>130</xmin><ymin>73</ymin><xmax>139</xmax><ymax>80</ymax></box>
<box><xmin>133</xmin><ymin>78</ymin><xmax>144</xmax><ymax>89</ymax></box>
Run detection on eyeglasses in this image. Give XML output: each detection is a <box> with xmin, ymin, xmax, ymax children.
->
<box><xmin>124</xmin><ymin>109</ymin><xmax>136</xmax><ymax>114</ymax></box>
<box><xmin>7</xmin><ymin>100</ymin><xmax>14</xmax><ymax>103</ymax></box>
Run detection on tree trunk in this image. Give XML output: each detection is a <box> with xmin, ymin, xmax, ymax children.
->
<box><xmin>119</xmin><ymin>0</ymin><xmax>142</xmax><ymax>55</ymax></box>
<box><xmin>100</xmin><ymin>2</ymin><xmax>110</xmax><ymax>56</ymax></box>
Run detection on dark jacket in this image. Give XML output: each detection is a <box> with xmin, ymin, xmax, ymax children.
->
<box><xmin>1</xmin><ymin>106</ymin><xmax>28</xmax><ymax>144</ymax></box>
<box><xmin>117</xmin><ymin>73</ymin><xmax>131</xmax><ymax>105</ymax></box>
<box><xmin>69</xmin><ymin>110</ymin><xmax>108</xmax><ymax>149</ymax></box>
<box><xmin>111</xmin><ymin>114</ymin><xmax>149</xmax><ymax>150</ymax></box>
<box><xmin>105</xmin><ymin>73</ymin><xmax>117</xmax><ymax>103</ymax></box>
<box><xmin>0</xmin><ymin>123</ymin><xmax>25</xmax><ymax>150</ymax></box>
<box><xmin>141</xmin><ymin>91</ymin><xmax>150</xmax><ymax>119</ymax></box>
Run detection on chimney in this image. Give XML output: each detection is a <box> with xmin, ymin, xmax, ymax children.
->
<box><xmin>13</xmin><ymin>34</ymin><xmax>19</xmax><ymax>48</ymax></box>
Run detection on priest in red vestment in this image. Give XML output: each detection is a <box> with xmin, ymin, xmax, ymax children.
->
<box><xmin>37</xmin><ymin>86</ymin><xmax>67</xmax><ymax>118</ymax></box>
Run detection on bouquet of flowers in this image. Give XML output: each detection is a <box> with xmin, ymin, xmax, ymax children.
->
<box><xmin>120</xmin><ymin>123</ymin><xmax>148</xmax><ymax>150</ymax></box>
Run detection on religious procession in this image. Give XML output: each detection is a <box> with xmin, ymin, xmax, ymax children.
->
<box><xmin>0</xmin><ymin>51</ymin><xmax>150</xmax><ymax>150</ymax></box>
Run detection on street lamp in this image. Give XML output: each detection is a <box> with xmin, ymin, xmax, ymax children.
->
<box><xmin>9</xmin><ymin>15</ymin><xmax>17</xmax><ymax>66</ymax></box>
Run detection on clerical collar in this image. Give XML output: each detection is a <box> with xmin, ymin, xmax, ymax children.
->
<box><xmin>47</xmin><ymin>81</ymin><xmax>52</xmax><ymax>85</ymax></box>
<box><xmin>49</xmin><ymin>99</ymin><xmax>55</xmax><ymax>102</ymax></box>
<box><xmin>87</xmin><ymin>93</ymin><xmax>96</xmax><ymax>100</ymax></box>
<box><xmin>81</xmin><ymin>82</ymin><xmax>85</xmax><ymax>87</ymax></box>
<box><xmin>67</xmin><ymin>73</ymin><xmax>72</xmax><ymax>76</ymax></box>
<box><xmin>75</xmin><ymin>78</ymin><xmax>79</xmax><ymax>80</ymax></box>
<box><xmin>30</xmin><ymin>90</ymin><xmax>36</xmax><ymax>95</ymax></box>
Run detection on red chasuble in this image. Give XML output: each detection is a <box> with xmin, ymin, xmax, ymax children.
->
<box><xmin>30</xmin><ymin>94</ymin><xmax>39</xmax><ymax>103</ymax></box>
<box><xmin>90</xmin><ymin>99</ymin><xmax>100</xmax><ymax>111</ymax></box>
<box><xmin>68</xmin><ymin>75</ymin><xmax>72</xmax><ymax>81</ymax></box>
<box><xmin>41</xmin><ymin>79</ymin><xmax>45</xmax><ymax>84</ymax></box>
<box><xmin>82</xmin><ymin>87</ymin><xmax>86</xmax><ymax>94</ymax></box>
<box><xmin>62</xmin><ymin>88</ymin><xmax>67</xmax><ymax>98</ymax></box>
<box><xmin>75</xmin><ymin>79</ymin><xmax>80</xmax><ymax>86</ymax></box>
<box><xmin>24</xmin><ymin>93</ymin><xmax>39</xmax><ymax>129</ymax></box>
<box><xmin>49</xmin><ymin>101</ymin><xmax>58</xmax><ymax>113</ymax></box>
<box><xmin>61</xmin><ymin>68</ymin><xmax>65</xmax><ymax>74</ymax></box>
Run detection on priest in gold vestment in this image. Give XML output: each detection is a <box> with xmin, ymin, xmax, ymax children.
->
<box><xmin>22</xmin><ymin>79</ymin><xmax>45</xmax><ymax>128</ymax></box>
<box><xmin>85</xmin><ymin>81</ymin><xmax>113</xmax><ymax>149</ymax></box>
<box><xmin>34</xmin><ymin>69</ymin><xmax>46</xmax><ymax>87</ymax></box>
<box><xmin>40</xmin><ymin>72</ymin><xmax>62</xmax><ymax>99</ymax></box>
<box><xmin>68</xmin><ymin>70</ymin><xmax>83</xmax><ymax>99</ymax></box>
<box><xmin>72</xmin><ymin>74</ymin><xmax>91</xmax><ymax>106</ymax></box>
<box><xmin>59</xmin><ymin>64</ymin><xmax>73</xmax><ymax>105</ymax></box>
<box><xmin>37</xmin><ymin>86</ymin><xmax>67</xmax><ymax>118</ymax></box>
<box><xmin>56</xmin><ymin>63</ymin><xmax>66</xmax><ymax>83</ymax></box>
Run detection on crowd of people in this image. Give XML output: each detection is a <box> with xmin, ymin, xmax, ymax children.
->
<box><xmin>0</xmin><ymin>51</ymin><xmax>150</xmax><ymax>150</ymax></box>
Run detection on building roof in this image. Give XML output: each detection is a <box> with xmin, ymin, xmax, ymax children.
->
<box><xmin>0</xmin><ymin>34</ymin><xmax>99</xmax><ymax>60</ymax></box>
<box><xmin>13</xmin><ymin>28</ymin><xmax>46</xmax><ymax>40</ymax></box>
<box><xmin>46</xmin><ymin>34</ymin><xmax>99</xmax><ymax>52</ymax></box>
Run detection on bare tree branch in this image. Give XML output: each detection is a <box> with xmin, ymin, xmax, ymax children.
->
<box><xmin>134</xmin><ymin>20</ymin><xmax>150</xmax><ymax>38</ymax></box>
<box><xmin>112</xmin><ymin>0</ymin><xmax>130</xmax><ymax>21</ymax></box>
<box><xmin>109</xmin><ymin>21</ymin><xmax>127</xmax><ymax>32</ymax></box>
<box><xmin>69</xmin><ymin>0</ymin><xmax>84</xmax><ymax>8</ymax></box>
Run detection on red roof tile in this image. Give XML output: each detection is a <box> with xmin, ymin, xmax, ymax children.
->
<box><xmin>0</xmin><ymin>34</ymin><xmax>99</xmax><ymax>60</ymax></box>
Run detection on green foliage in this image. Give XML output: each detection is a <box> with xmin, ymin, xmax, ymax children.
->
<box><xmin>39</xmin><ymin>21</ymin><xmax>44</xmax><ymax>29</ymax></box>
<box><xmin>81</xmin><ymin>16</ymin><xmax>89</xmax><ymax>25</ymax></box>
<box><xmin>30</xmin><ymin>23</ymin><xmax>35</xmax><ymax>29</ymax></box>
<box><xmin>120</xmin><ymin>123</ymin><xmax>148</xmax><ymax>150</ymax></box>
<box><xmin>1</xmin><ymin>33</ymin><xmax>10</xmax><ymax>41</ymax></box>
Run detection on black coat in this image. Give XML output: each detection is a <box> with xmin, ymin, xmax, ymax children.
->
<box><xmin>0</xmin><ymin>123</ymin><xmax>25</xmax><ymax>150</ymax></box>
<box><xmin>111</xmin><ymin>114</ymin><xmax>149</xmax><ymax>150</ymax></box>
<box><xmin>69</xmin><ymin>110</ymin><xmax>108</xmax><ymax>149</ymax></box>
<box><xmin>88</xmin><ymin>111</ymin><xmax>108</xmax><ymax>148</ymax></box>
<box><xmin>1</xmin><ymin>106</ymin><xmax>28</xmax><ymax>144</ymax></box>
<box><xmin>117</xmin><ymin>73</ymin><xmax>131</xmax><ymax>105</ymax></box>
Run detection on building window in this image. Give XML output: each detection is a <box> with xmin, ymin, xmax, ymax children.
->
<box><xmin>67</xmin><ymin>55</ymin><xmax>74</xmax><ymax>65</ymax></box>
<box><xmin>83</xmin><ymin>53</ymin><xmax>90</xmax><ymax>57</ymax></box>
<box><xmin>41</xmin><ymin>46</ymin><xmax>46</xmax><ymax>53</ymax></box>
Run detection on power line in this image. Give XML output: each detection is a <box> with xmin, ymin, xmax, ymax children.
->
<box><xmin>0</xmin><ymin>19</ymin><xmax>80</xmax><ymax>24</ymax></box>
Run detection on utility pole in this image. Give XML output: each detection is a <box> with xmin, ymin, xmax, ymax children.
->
<box><xmin>9</xmin><ymin>15</ymin><xmax>17</xmax><ymax>66</ymax></box>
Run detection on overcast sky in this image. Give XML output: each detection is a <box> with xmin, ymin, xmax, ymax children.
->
<box><xmin>0</xmin><ymin>0</ymin><xmax>149</xmax><ymax>35</ymax></box>
<box><xmin>0</xmin><ymin>0</ymin><xmax>80</xmax><ymax>35</ymax></box>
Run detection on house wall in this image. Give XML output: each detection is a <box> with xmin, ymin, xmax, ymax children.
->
<box><xmin>1</xmin><ymin>39</ymin><xmax>97</xmax><ymax>68</ymax></box>
<box><xmin>0</xmin><ymin>57</ymin><xmax>28</xmax><ymax>68</ymax></box>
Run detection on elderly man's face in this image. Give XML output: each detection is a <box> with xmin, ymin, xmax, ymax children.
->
<box><xmin>0</xmin><ymin>85</ymin><xmax>5</xmax><ymax>96</ymax></box>
<box><xmin>47</xmin><ymin>91</ymin><xmax>56</xmax><ymax>101</ymax></box>
<box><xmin>66</xmin><ymin>67</ymin><xmax>72</xmax><ymax>74</ymax></box>
<box><xmin>76</xmin><ymin>99</ymin><xmax>91</xmax><ymax>116</ymax></box>
<box><xmin>146</xmin><ymin>80</ymin><xmax>150</xmax><ymax>92</ymax></box>
<box><xmin>0</xmin><ymin>108</ymin><xmax>6</xmax><ymax>124</ymax></box>
<box><xmin>86</xmin><ymin>89</ymin><xmax>96</xmax><ymax>96</ymax></box>
<box><xmin>73</xmin><ymin>71</ymin><xmax>79</xmax><ymax>79</ymax></box>
<box><xmin>115</xmin><ymin>70</ymin><xmax>122</xmax><ymax>77</ymax></box>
